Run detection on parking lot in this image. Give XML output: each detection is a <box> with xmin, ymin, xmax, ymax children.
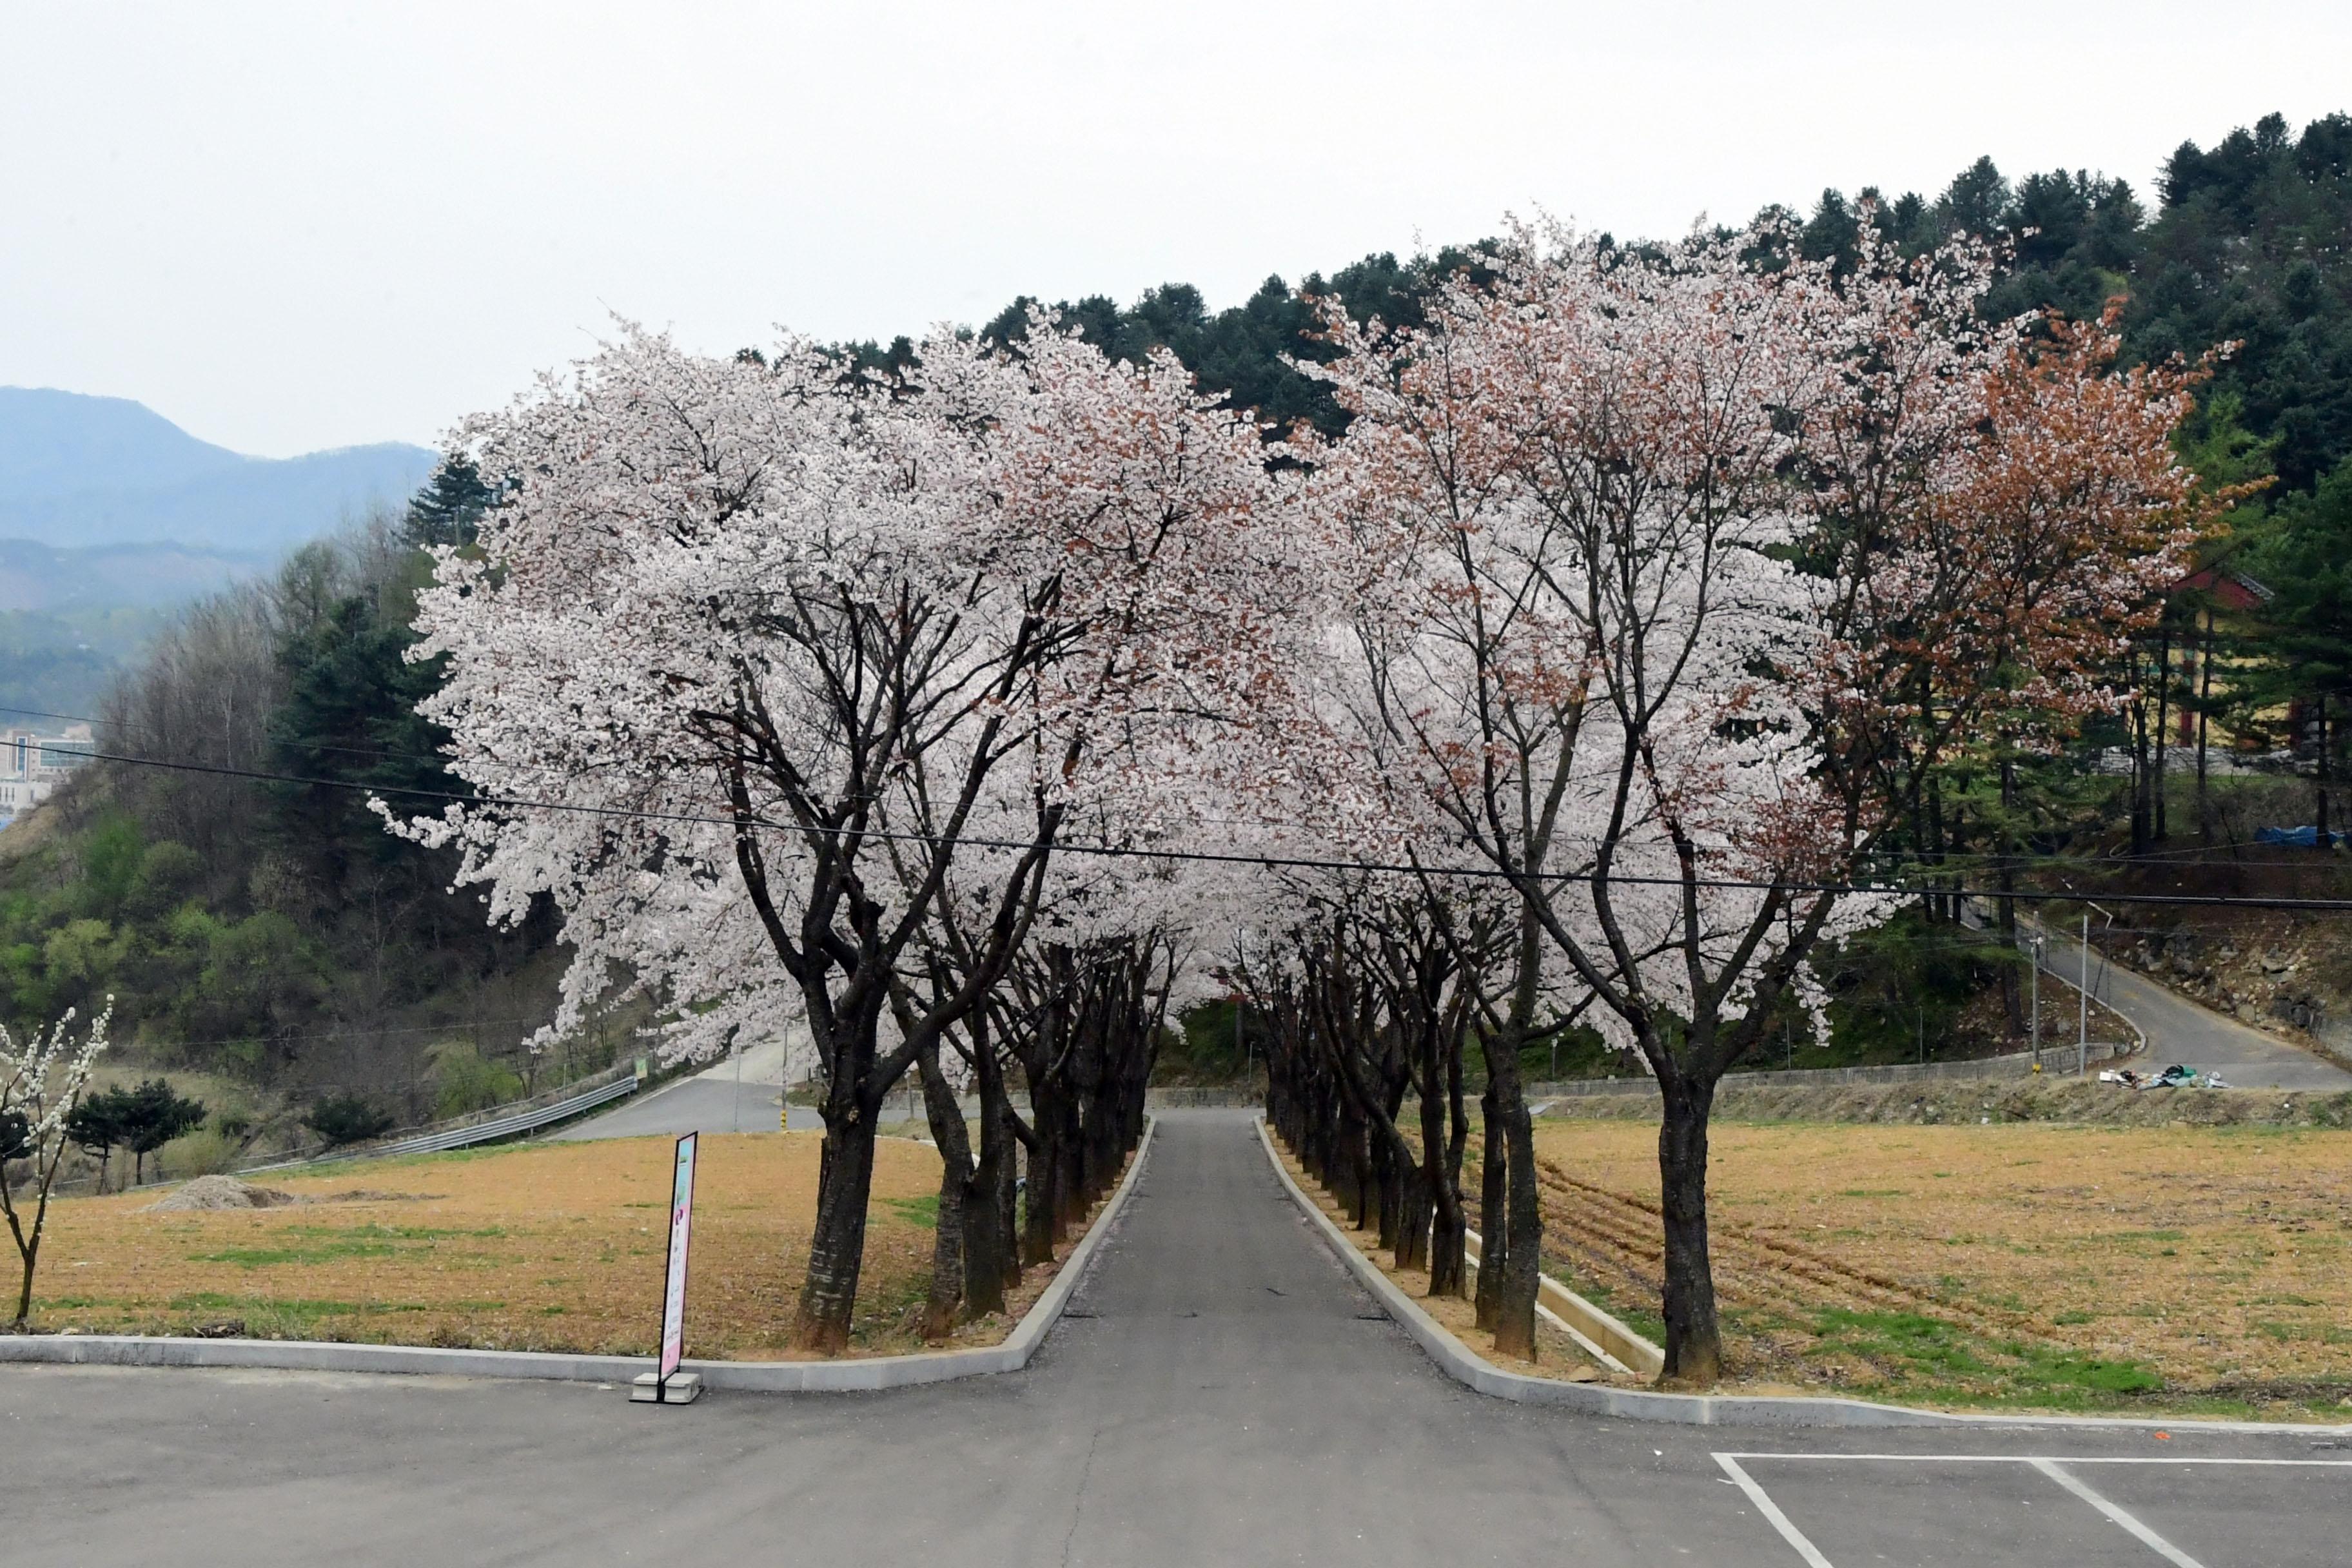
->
<box><xmin>1716</xmin><ymin>1449</ymin><xmax>2350</xmax><ymax>1567</ymax></box>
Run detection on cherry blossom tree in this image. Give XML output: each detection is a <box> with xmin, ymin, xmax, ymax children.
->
<box><xmin>1</xmin><ymin>999</ymin><xmax>112</xmax><ymax>1326</ymax></box>
<box><xmin>396</xmin><ymin>317</ymin><xmax>1289</xmax><ymax>1351</ymax></box>
<box><xmin>1300</xmin><ymin>219</ymin><xmax>2218</xmax><ymax>1382</ymax></box>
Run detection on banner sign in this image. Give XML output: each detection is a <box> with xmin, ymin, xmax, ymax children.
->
<box><xmin>658</xmin><ymin>1132</ymin><xmax>698</xmax><ymax>1384</ymax></box>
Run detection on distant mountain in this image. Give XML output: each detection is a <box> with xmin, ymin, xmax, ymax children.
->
<box><xmin>0</xmin><ymin>387</ymin><xmax>438</xmax><ymax>552</ymax></box>
<box><xmin>0</xmin><ymin>538</ymin><xmax>268</xmax><ymax>613</ymax></box>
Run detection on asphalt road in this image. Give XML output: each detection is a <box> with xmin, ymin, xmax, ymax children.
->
<box><xmin>2030</xmin><ymin>923</ymin><xmax>2352</xmax><ymax>1090</ymax></box>
<box><xmin>6</xmin><ymin>1110</ymin><xmax>2344</xmax><ymax>1566</ymax></box>
<box><xmin>548</xmin><ymin>1073</ymin><xmax>822</xmax><ymax>1139</ymax></box>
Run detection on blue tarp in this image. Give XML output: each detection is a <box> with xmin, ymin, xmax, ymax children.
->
<box><xmin>2255</xmin><ymin>826</ymin><xmax>2347</xmax><ymax>848</ymax></box>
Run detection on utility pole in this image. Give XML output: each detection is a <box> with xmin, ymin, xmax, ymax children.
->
<box><xmin>2030</xmin><ymin>935</ymin><xmax>2043</xmax><ymax>1066</ymax></box>
<box><xmin>2078</xmin><ymin>913</ymin><xmax>2091</xmax><ymax>1077</ymax></box>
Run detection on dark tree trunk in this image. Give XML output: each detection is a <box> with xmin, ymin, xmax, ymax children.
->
<box><xmin>796</xmin><ymin>1102</ymin><xmax>881</xmax><ymax>1354</ymax></box>
<box><xmin>1998</xmin><ymin>758</ymin><xmax>2023</xmax><ymax>1039</ymax></box>
<box><xmin>2154</xmin><ymin>623</ymin><xmax>2171</xmax><ymax>841</ymax></box>
<box><xmin>1484</xmin><ymin>1017</ymin><xmax>1542</xmax><ymax>1361</ymax></box>
<box><xmin>1425</xmin><ymin>1012</ymin><xmax>1469</xmax><ymax>1297</ymax></box>
<box><xmin>1926</xmin><ymin>774</ymin><xmax>1947</xmax><ymax>923</ymax></box>
<box><xmin>2318</xmin><ymin>697</ymin><xmax>2333</xmax><ymax>844</ymax></box>
<box><xmin>1473</xmin><ymin>1076</ymin><xmax>1506</xmax><ymax>1331</ymax></box>
<box><xmin>2197</xmin><ymin>609</ymin><xmax>2214</xmax><ymax>843</ymax></box>
<box><xmin>1656</xmin><ymin>1070</ymin><xmax>1721</xmax><ymax>1384</ymax></box>
<box><xmin>960</xmin><ymin>1026</ymin><xmax>1018</xmax><ymax>1315</ymax></box>
<box><xmin>2130</xmin><ymin>658</ymin><xmax>2152</xmax><ymax>856</ymax></box>
<box><xmin>1021</xmin><ymin>1084</ymin><xmax>1064</xmax><ymax>1266</ymax></box>
<box><xmin>914</xmin><ymin>1041</ymin><xmax>968</xmax><ymax>1341</ymax></box>
<box><xmin>13</xmin><ymin>1243</ymin><xmax>34</xmax><ymax>1326</ymax></box>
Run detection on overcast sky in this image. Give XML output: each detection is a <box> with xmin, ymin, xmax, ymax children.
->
<box><xmin>5</xmin><ymin>1</ymin><xmax>2348</xmax><ymax>458</ymax></box>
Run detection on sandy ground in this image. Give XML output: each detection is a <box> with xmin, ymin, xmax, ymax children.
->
<box><xmin>21</xmin><ymin>1131</ymin><xmax>972</xmax><ymax>1358</ymax></box>
<box><xmin>1533</xmin><ymin>1118</ymin><xmax>2352</xmax><ymax>1413</ymax></box>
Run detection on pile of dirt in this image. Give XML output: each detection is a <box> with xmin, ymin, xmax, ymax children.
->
<box><xmin>1538</xmin><ymin>1077</ymin><xmax>2352</xmax><ymax>1128</ymax></box>
<box><xmin>142</xmin><ymin>1175</ymin><xmax>300</xmax><ymax>1211</ymax></box>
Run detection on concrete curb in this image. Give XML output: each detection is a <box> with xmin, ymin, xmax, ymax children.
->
<box><xmin>0</xmin><ymin>1116</ymin><xmax>1157</xmax><ymax>1395</ymax></box>
<box><xmin>1254</xmin><ymin>1115</ymin><xmax>2352</xmax><ymax>1435</ymax></box>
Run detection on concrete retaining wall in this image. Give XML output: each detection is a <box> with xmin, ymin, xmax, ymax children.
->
<box><xmin>1525</xmin><ymin>1038</ymin><xmax>2137</xmax><ymax>1101</ymax></box>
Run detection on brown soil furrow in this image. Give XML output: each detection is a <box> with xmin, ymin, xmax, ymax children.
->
<box><xmin>1534</xmin><ymin>1155</ymin><xmax>2023</xmax><ymax>1337</ymax></box>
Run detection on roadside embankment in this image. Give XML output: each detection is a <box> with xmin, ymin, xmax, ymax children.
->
<box><xmin>1536</xmin><ymin>1077</ymin><xmax>2352</xmax><ymax>1128</ymax></box>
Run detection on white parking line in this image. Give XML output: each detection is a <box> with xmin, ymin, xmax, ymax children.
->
<box><xmin>1710</xmin><ymin>1451</ymin><xmax>2348</xmax><ymax>1567</ymax></box>
<box><xmin>1713</xmin><ymin>1453</ymin><xmax>1834</xmax><ymax>1568</ymax></box>
<box><xmin>2029</xmin><ymin>1457</ymin><xmax>2208</xmax><ymax>1568</ymax></box>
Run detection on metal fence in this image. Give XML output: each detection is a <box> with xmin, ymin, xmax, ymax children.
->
<box><xmin>242</xmin><ymin>1070</ymin><xmax>642</xmax><ymax>1173</ymax></box>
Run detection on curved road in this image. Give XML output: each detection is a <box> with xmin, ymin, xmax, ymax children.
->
<box><xmin>553</xmin><ymin>1040</ymin><xmax>827</xmax><ymax>1139</ymax></box>
<box><xmin>2030</xmin><ymin>921</ymin><xmax>2352</xmax><ymax>1090</ymax></box>
<box><xmin>5</xmin><ymin>1111</ymin><xmax>2340</xmax><ymax>1565</ymax></box>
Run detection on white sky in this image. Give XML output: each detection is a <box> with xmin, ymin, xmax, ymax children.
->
<box><xmin>5</xmin><ymin>0</ymin><xmax>2349</xmax><ymax>458</ymax></box>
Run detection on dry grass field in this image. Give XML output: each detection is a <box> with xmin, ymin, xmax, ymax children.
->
<box><xmin>17</xmin><ymin>1131</ymin><xmax>1034</xmax><ymax>1360</ymax></box>
<box><xmin>1532</xmin><ymin>1117</ymin><xmax>2352</xmax><ymax>1417</ymax></box>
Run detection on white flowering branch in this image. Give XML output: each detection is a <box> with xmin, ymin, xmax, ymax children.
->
<box><xmin>1</xmin><ymin>997</ymin><xmax>113</xmax><ymax>1327</ymax></box>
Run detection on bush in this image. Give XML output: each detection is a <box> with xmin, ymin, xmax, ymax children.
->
<box><xmin>158</xmin><ymin>1126</ymin><xmax>240</xmax><ymax>1179</ymax></box>
<box><xmin>304</xmin><ymin>1093</ymin><xmax>397</xmax><ymax>1148</ymax></box>
<box><xmin>433</xmin><ymin>1044</ymin><xmax>524</xmax><ymax>1120</ymax></box>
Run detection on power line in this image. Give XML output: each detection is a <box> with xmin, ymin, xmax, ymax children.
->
<box><xmin>6</xmin><ymin>703</ymin><xmax>2335</xmax><ymax>879</ymax></box>
<box><xmin>0</xmin><ymin>701</ymin><xmax>464</xmax><ymax>781</ymax></box>
<box><xmin>35</xmin><ymin>736</ymin><xmax>2352</xmax><ymax>914</ymax></box>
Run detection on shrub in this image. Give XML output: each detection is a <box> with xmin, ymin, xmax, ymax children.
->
<box><xmin>304</xmin><ymin>1094</ymin><xmax>397</xmax><ymax>1148</ymax></box>
<box><xmin>159</xmin><ymin>1127</ymin><xmax>239</xmax><ymax>1178</ymax></box>
<box><xmin>432</xmin><ymin>1044</ymin><xmax>524</xmax><ymax>1120</ymax></box>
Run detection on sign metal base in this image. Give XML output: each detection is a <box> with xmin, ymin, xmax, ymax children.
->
<box><xmin>629</xmin><ymin>1371</ymin><xmax>702</xmax><ymax>1405</ymax></box>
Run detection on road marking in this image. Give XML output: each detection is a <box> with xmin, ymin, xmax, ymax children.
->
<box><xmin>2029</xmin><ymin>1457</ymin><xmax>2208</xmax><ymax>1568</ymax></box>
<box><xmin>1719</xmin><ymin>1453</ymin><xmax>2352</xmax><ymax>1467</ymax></box>
<box><xmin>1713</xmin><ymin>1453</ymin><xmax>1835</xmax><ymax>1568</ymax></box>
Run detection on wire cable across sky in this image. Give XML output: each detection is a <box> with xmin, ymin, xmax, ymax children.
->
<box><xmin>28</xmin><ymin>734</ymin><xmax>2352</xmax><ymax>915</ymax></box>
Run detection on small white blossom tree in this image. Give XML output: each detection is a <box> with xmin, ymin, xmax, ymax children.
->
<box><xmin>1</xmin><ymin>999</ymin><xmax>112</xmax><ymax>1328</ymax></box>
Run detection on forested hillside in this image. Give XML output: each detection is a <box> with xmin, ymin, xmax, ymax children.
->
<box><xmin>6</xmin><ymin>108</ymin><xmax>2346</xmax><ymax>1123</ymax></box>
<box><xmin>0</xmin><ymin>465</ymin><xmax>637</xmax><ymax>1141</ymax></box>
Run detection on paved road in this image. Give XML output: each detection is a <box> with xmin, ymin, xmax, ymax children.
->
<box><xmin>549</xmin><ymin>1073</ymin><xmax>822</xmax><ymax>1139</ymax></box>
<box><xmin>2030</xmin><ymin>922</ymin><xmax>2352</xmax><ymax>1090</ymax></box>
<box><xmin>553</xmin><ymin>1037</ymin><xmax>831</xmax><ymax>1139</ymax></box>
<box><xmin>6</xmin><ymin>1111</ymin><xmax>2344</xmax><ymax>1566</ymax></box>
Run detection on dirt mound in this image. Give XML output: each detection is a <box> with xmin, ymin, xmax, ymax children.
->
<box><xmin>142</xmin><ymin>1175</ymin><xmax>299</xmax><ymax>1211</ymax></box>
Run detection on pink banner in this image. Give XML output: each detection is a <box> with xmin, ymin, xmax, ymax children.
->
<box><xmin>658</xmin><ymin>1132</ymin><xmax>698</xmax><ymax>1380</ymax></box>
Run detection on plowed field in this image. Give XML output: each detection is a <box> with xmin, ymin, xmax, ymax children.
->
<box><xmin>1533</xmin><ymin>1119</ymin><xmax>2352</xmax><ymax>1416</ymax></box>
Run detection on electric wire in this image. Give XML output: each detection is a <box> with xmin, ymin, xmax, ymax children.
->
<box><xmin>6</xmin><ymin>703</ymin><xmax>2328</xmax><ymax>876</ymax></box>
<box><xmin>22</xmin><ymin>736</ymin><xmax>2352</xmax><ymax>914</ymax></box>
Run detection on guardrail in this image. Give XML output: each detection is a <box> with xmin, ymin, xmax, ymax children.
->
<box><xmin>245</xmin><ymin>1073</ymin><xmax>642</xmax><ymax>1171</ymax></box>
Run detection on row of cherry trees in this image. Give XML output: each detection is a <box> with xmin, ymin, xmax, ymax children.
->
<box><xmin>397</xmin><ymin>216</ymin><xmax>2218</xmax><ymax>1375</ymax></box>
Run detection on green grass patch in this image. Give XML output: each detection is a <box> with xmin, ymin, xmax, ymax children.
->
<box><xmin>188</xmin><ymin>1221</ymin><xmax>507</xmax><ymax>1268</ymax></box>
<box><xmin>192</xmin><ymin>1240</ymin><xmax>406</xmax><ymax>1268</ymax></box>
<box><xmin>883</xmin><ymin>1193</ymin><xmax>939</xmax><ymax>1228</ymax></box>
<box><xmin>1805</xmin><ymin>1306</ymin><xmax>2164</xmax><ymax>1407</ymax></box>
